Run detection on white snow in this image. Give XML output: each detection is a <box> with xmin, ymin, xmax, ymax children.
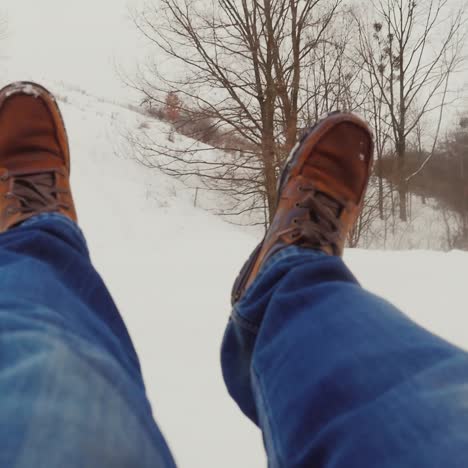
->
<box><xmin>48</xmin><ymin>86</ymin><xmax>268</xmax><ymax>467</ymax></box>
<box><xmin>7</xmin><ymin>78</ymin><xmax>465</xmax><ymax>468</ymax></box>
<box><xmin>1</xmin><ymin>1</ymin><xmax>468</xmax><ymax>467</ymax></box>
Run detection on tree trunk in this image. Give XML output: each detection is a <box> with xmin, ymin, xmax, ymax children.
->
<box><xmin>398</xmin><ymin>180</ymin><xmax>408</xmax><ymax>222</ymax></box>
<box><xmin>261</xmin><ymin>127</ymin><xmax>277</xmax><ymax>224</ymax></box>
<box><xmin>397</xmin><ymin>140</ymin><xmax>407</xmax><ymax>222</ymax></box>
<box><xmin>263</xmin><ymin>153</ymin><xmax>277</xmax><ymax>224</ymax></box>
<box><xmin>377</xmin><ymin>156</ymin><xmax>384</xmax><ymax>220</ymax></box>
<box><xmin>398</xmin><ymin>182</ymin><xmax>407</xmax><ymax>222</ymax></box>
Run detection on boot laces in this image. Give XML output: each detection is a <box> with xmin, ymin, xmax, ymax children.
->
<box><xmin>293</xmin><ymin>186</ymin><xmax>343</xmax><ymax>254</ymax></box>
<box><xmin>3</xmin><ymin>170</ymin><xmax>70</xmax><ymax>216</ymax></box>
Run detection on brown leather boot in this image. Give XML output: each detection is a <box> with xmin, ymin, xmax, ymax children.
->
<box><xmin>0</xmin><ymin>82</ymin><xmax>77</xmax><ymax>231</ymax></box>
<box><xmin>232</xmin><ymin>112</ymin><xmax>374</xmax><ymax>304</ymax></box>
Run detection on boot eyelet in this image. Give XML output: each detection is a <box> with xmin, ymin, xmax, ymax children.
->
<box><xmin>4</xmin><ymin>192</ymin><xmax>13</xmax><ymax>199</ymax></box>
<box><xmin>0</xmin><ymin>174</ymin><xmax>9</xmax><ymax>182</ymax></box>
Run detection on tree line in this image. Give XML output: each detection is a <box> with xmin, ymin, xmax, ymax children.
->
<box><xmin>129</xmin><ymin>0</ymin><xmax>467</xmax><ymax>242</ymax></box>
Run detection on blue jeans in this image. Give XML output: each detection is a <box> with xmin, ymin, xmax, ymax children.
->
<box><xmin>0</xmin><ymin>214</ymin><xmax>176</xmax><ymax>467</ymax></box>
<box><xmin>1</xmin><ymin>215</ymin><xmax>468</xmax><ymax>467</ymax></box>
<box><xmin>222</xmin><ymin>247</ymin><xmax>468</xmax><ymax>467</ymax></box>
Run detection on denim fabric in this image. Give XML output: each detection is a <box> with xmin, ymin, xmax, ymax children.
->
<box><xmin>222</xmin><ymin>246</ymin><xmax>468</xmax><ymax>468</ymax></box>
<box><xmin>0</xmin><ymin>213</ymin><xmax>176</xmax><ymax>468</ymax></box>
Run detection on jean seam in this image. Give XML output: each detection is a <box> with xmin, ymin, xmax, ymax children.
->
<box><xmin>252</xmin><ymin>363</ymin><xmax>284</xmax><ymax>468</ymax></box>
<box><xmin>19</xmin><ymin>214</ymin><xmax>89</xmax><ymax>256</ymax></box>
<box><xmin>263</xmin><ymin>247</ymin><xmax>326</xmax><ymax>272</ymax></box>
<box><xmin>237</xmin><ymin>248</ymin><xmax>326</xmax><ymax>321</ymax></box>
<box><xmin>231</xmin><ymin>307</ymin><xmax>260</xmax><ymax>335</ymax></box>
<box><xmin>234</xmin><ymin>251</ymin><xmax>326</xmax><ymax>333</ymax></box>
<box><xmin>21</xmin><ymin>213</ymin><xmax>84</xmax><ymax>238</ymax></box>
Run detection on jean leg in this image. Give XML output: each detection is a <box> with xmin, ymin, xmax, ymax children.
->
<box><xmin>222</xmin><ymin>246</ymin><xmax>468</xmax><ymax>467</ymax></box>
<box><xmin>0</xmin><ymin>213</ymin><xmax>176</xmax><ymax>467</ymax></box>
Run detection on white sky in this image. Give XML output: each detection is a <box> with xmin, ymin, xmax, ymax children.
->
<box><xmin>1</xmin><ymin>0</ymin><xmax>466</xmax><ymax>116</ymax></box>
<box><xmin>0</xmin><ymin>0</ymin><xmax>143</xmax><ymax>101</ymax></box>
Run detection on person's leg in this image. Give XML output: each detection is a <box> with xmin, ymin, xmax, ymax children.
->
<box><xmin>0</xmin><ymin>213</ymin><xmax>176</xmax><ymax>467</ymax></box>
<box><xmin>0</xmin><ymin>82</ymin><xmax>176</xmax><ymax>467</ymax></box>
<box><xmin>222</xmin><ymin>246</ymin><xmax>468</xmax><ymax>467</ymax></box>
<box><xmin>223</xmin><ymin>113</ymin><xmax>468</xmax><ymax>467</ymax></box>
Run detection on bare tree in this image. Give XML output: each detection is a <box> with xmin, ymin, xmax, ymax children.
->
<box><xmin>356</xmin><ymin>0</ymin><xmax>466</xmax><ymax>221</ymax></box>
<box><xmin>130</xmin><ymin>0</ymin><xmax>347</xmax><ymax>225</ymax></box>
<box><xmin>442</xmin><ymin>116</ymin><xmax>468</xmax><ymax>246</ymax></box>
<box><xmin>304</xmin><ymin>9</ymin><xmax>367</xmax><ymax>123</ymax></box>
<box><xmin>358</xmin><ymin>61</ymin><xmax>393</xmax><ymax>220</ymax></box>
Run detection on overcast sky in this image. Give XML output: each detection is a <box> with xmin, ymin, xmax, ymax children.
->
<box><xmin>1</xmin><ymin>0</ymin><xmax>143</xmax><ymax>101</ymax></box>
<box><xmin>1</xmin><ymin>0</ymin><xmax>466</xmax><ymax>124</ymax></box>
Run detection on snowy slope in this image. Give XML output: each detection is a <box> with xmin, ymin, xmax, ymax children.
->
<box><xmin>56</xmin><ymin>86</ymin><xmax>267</xmax><ymax>467</ymax></box>
<box><xmin>46</xmin><ymin>83</ymin><xmax>468</xmax><ymax>467</ymax></box>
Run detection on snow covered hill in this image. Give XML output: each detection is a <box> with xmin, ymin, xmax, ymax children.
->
<box><xmin>55</xmin><ymin>85</ymin><xmax>267</xmax><ymax>467</ymax></box>
<box><xmin>29</xmin><ymin>81</ymin><xmax>468</xmax><ymax>468</ymax></box>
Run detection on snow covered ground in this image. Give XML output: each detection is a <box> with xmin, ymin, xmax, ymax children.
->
<box><xmin>10</xmin><ymin>79</ymin><xmax>467</xmax><ymax>468</ymax></box>
<box><xmin>57</xmin><ymin>88</ymin><xmax>267</xmax><ymax>466</ymax></box>
<box><xmin>2</xmin><ymin>1</ymin><xmax>468</xmax><ymax>467</ymax></box>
